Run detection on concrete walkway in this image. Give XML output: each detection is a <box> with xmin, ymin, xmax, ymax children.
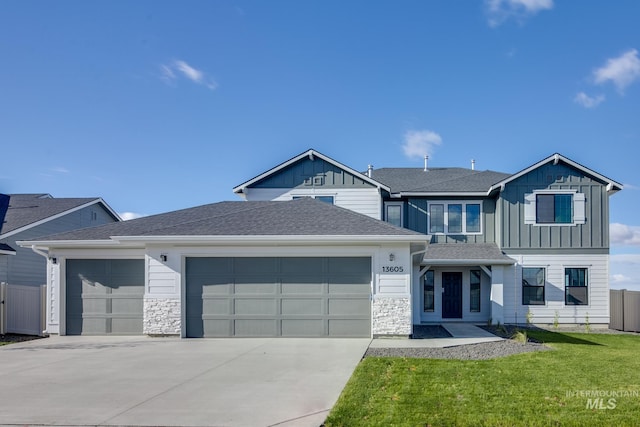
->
<box><xmin>369</xmin><ymin>323</ymin><xmax>503</xmax><ymax>348</ymax></box>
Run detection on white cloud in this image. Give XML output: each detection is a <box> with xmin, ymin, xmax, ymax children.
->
<box><xmin>485</xmin><ymin>0</ymin><xmax>553</xmax><ymax>27</ymax></box>
<box><xmin>610</xmin><ymin>223</ymin><xmax>640</xmax><ymax>246</ymax></box>
<box><xmin>402</xmin><ymin>130</ymin><xmax>442</xmax><ymax>160</ymax></box>
<box><xmin>119</xmin><ymin>212</ymin><xmax>147</xmax><ymax>221</ymax></box>
<box><xmin>593</xmin><ymin>49</ymin><xmax>640</xmax><ymax>93</ymax></box>
<box><xmin>573</xmin><ymin>92</ymin><xmax>605</xmax><ymax>108</ymax></box>
<box><xmin>51</xmin><ymin>167</ymin><xmax>70</xmax><ymax>174</ymax></box>
<box><xmin>159</xmin><ymin>60</ymin><xmax>218</xmax><ymax>90</ymax></box>
<box><xmin>610</xmin><ymin>254</ymin><xmax>640</xmax><ymax>290</ymax></box>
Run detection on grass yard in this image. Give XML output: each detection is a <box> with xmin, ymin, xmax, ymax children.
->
<box><xmin>325</xmin><ymin>331</ymin><xmax>640</xmax><ymax>427</ymax></box>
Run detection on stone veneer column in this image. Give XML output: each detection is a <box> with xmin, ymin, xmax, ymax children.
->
<box><xmin>143</xmin><ymin>298</ymin><xmax>181</xmax><ymax>336</ymax></box>
<box><xmin>372</xmin><ymin>297</ymin><xmax>411</xmax><ymax>336</ymax></box>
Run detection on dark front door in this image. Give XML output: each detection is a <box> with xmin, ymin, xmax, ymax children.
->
<box><xmin>442</xmin><ymin>272</ymin><xmax>463</xmax><ymax>319</ymax></box>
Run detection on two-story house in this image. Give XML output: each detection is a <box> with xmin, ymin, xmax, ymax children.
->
<box><xmin>19</xmin><ymin>149</ymin><xmax>621</xmax><ymax>337</ymax></box>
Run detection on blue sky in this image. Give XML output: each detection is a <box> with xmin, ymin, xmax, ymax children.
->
<box><xmin>1</xmin><ymin>1</ymin><xmax>640</xmax><ymax>288</ymax></box>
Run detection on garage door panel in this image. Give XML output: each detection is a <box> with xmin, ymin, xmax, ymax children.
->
<box><xmin>187</xmin><ymin>257</ymin><xmax>232</xmax><ymax>275</ymax></box>
<box><xmin>234</xmin><ymin>298</ymin><xmax>277</xmax><ymax>315</ymax></box>
<box><xmin>329</xmin><ymin>319</ymin><xmax>371</xmax><ymax>337</ymax></box>
<box><xmin>235</xmin><ymin>319</ymin><xmax>278</xmax><ymax>336</ymax></box>
<box><xmin>185</xmin><ymin>257</ymin><xmax>371</xmax><ymax>338</ymax></box>
<box><xmin>328</xmin><ymin>298</ymin><xmax>370</xmax><ymax>315</ymax></box>
<box><xmin>233</xmin><ymin>281</ymin><xmax>277</xmax><ymax>294</ymax></box>
<box><xmin>282</xmin><ymin>319</ymin><xmax>324</xmax><ymax>336</ymax></box>
<box><xmin>281</xmin><ymin>298</ymin><xmax>323</xmax><ymax>315</ymax></box>
<box><xmin>280</xmin><ymin>257</ymin><xmax>324</xmax><ymax>274</ymax></box>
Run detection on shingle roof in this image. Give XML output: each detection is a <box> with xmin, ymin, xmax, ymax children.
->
<box><xmin>370</xmin><ymin>168</ymin><xmax>511</xmax><ymax>193</ymax></box>
<box><xmin>29</xmin><ymin>198</ymin><xmax>426</xmax><ymax>241</ymax></box>
<box><xmin>424</xmin><ymin>243</ymin><xmax>514</xmax><ymax>264</ymax></box>
<box><xmin>1</xmin><ymin>194</ymin><xmax>111</xmax><ymax>235</ymax></box>
<box><xmin>0</xmin><ymin>242</ymin><xmax>16</xmax><ymax>254</ymax></box>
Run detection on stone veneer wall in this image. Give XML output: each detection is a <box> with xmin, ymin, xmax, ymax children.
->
<box><xmin>372</xmin><ymin>297</ymin><xmax>411</xmax><ymax>336</ymax></box>
<box><xmin>143</xmin><ymin>298</ymin><xmax>181</xmax><ymax>335</ymax></box>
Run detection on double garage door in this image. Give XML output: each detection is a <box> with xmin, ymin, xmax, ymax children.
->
<box><xmin>65</xmin><ymin>256</ymin><xmax>372</xmax><ymax>337</ymax></box>
<box><xmin>186</xmin><ymin>257</ymin><xmax>372</xmax><ymax>337</ymax></box>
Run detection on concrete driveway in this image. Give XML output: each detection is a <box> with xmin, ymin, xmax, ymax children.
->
<box><xmin>0</xmin><ymin>336</ymin><xmax>370</xmax><ymax>427</ymax></box>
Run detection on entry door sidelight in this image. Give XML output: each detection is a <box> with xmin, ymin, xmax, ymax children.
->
<box><xmin>442</xmin><ymin>272</ymin><xmax>463</xmax><ymax>319</ymax></box>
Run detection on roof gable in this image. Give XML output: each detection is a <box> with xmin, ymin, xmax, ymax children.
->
<box><xmin>233</xmin><ymin>149</ymin><xmax>388</xmax><ymax>194</ymax></box>
<box><xmin>489</xmin><ymin>153</ymin><xmax>623</xmax><ymax>194</ymax></box>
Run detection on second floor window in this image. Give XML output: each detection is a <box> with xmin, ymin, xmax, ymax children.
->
<box><xmin>428</xmin><ymin>202</ymin><xmax>482</xmax><ymax>234</ymax></box>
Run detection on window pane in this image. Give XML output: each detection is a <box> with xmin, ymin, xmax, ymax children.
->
<box><xmin>470</xmin><ymin>270</ymin><xmax>481</xmax><ymax>312</ymax></box>
<box><xmin>386</xmin><ymin>205</ymin><xmax>402</xmax><ymax>227</ymax></box>
<box><xmin>466</xmin><ymin>204</ymin><xmax>481</xmax><ymax>232</ymax></box>
<box><xmin>315</xmin><ymin>196</ymin><xmax>334</xmax><ymax>204</ymax></box>
<box><xmin>423</xmin><ymin>270</ymin><xmax>434</xmax><ymax>311</ymax></box>
<box><xmin>565</xmin><ymin>268</ymin><xmax>588</xmax><ymax>305</ymax></box>
<box><xmin>448</xmin><ymin>204</ymin><xmax>462</xmax><ymax>233</ymax></box>
<box><xmin>522</xmin><ymin>267</ymin><xmax>545</xmax><ymax>305</ymax></box>
<box><xmin>429</xmin><ymin>205</ymin><xmax>444</xmax><ymax>233</ymax></box>
<box><xmin>536</xmin><ymin>194</ymin><xmax>555</xmax><ymax>223</ymax></box>
<box><xmin>555</xmin><ymin>194</ymin><xmax>572</xmax><ymax>223</ymax></box>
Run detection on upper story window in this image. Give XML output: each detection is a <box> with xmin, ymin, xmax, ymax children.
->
<box><xmin>524</xmin><ymin>190</ymin><xmax>586</xmax><ymax>226</ymax></box>
<box><xmin>384</xmin><ymin>202</ymin><xmax>403</xmax><ymax>227</ymax></box>
<box><xmin>292</xmin><ymin>195</ymin><xmax>334</xmax><ymax>204</ymax></box>
<box><xmin>428</xmin><ymin>201</ymin><xmax>482</xmax><ymax>235</ymax></box>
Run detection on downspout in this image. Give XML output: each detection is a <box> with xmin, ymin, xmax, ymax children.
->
<box><xmin>30</xmin><ymin>245</ymin><xmax>50</xmax><ymax>336</ymax></box>
<box><xmin>31</xmin><ymin>245</ymin><xmax>49</xmax><ymax>259</ymax></box>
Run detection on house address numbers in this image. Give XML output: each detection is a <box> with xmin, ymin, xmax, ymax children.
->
<box><xmin>381</xmin><ymin>266</ymin><xmax>405</xmax><ymax>273</ymax></box>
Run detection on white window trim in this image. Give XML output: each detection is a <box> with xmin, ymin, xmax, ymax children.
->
<box><xmin>384</xmin><ymin>202</ymin><xmax>404</xmax><ymax>227</ymax></box>
<box><xmin>564</xmin><ymin>265</ymin><xmax>590</xmax><ymax>307</ymax></box>
<box><xmin>524</xmin><ymin>189</ymin><xmax>586</xmax><ymax>226</ymax></box>
<box><xmin>427</xmin><ymin>201</ymin><xmax>483</xmax><ymax>235</ymax></box>
<box><xmin>521</xmin><ymin>266</ymin><xmax>547</xmax><ymax>307</ymax></box>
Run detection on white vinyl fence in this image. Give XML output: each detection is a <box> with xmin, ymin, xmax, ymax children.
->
<box><xmin>0</xmin><ymin>283</ymin><xmax>46</xmax><ymax>336</ymax></box>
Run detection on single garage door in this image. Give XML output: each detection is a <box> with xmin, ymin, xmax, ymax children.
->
<box><xmin>185</xmin><ymin>257</ymin><xmax>371</xmax><ymax>337</ymax></box>
<box><xmin>66</xmin><ymin>259</ymin><xmax>145</xmax><ymax>335</ymax></box>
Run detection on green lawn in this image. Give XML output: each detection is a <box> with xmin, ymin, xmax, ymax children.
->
<box><xmin>325</xmin><ymin>331</ymin><xmax>640</xmax><ymax>427</ymax></box>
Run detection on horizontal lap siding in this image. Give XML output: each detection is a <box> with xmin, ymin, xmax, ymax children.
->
<box><xmin>504</xmin><ymin>254</ymin><xmax>609</xmax><ymax>324</ymax></box>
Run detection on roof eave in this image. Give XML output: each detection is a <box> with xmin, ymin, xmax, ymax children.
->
<box><xmin>114</xmin><ymin>234</ymin><xmax>429</xmax><ymax>244</ymax></box>
<box><xmin>423</xmin><ymin>258</ymin><xmax>515</xmax><ymax>265</ymax></box>
<box><xmin>399</xmin><ymin>191</ymin><xmax>489</xmax><ymax>197</ymax></box>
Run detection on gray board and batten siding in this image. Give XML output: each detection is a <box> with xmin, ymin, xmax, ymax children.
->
<box><xmin>0</xmin><ymin>204</ymin><xmax>117</xmax><ymax>287</ymax></box>
<box><xmin>65</xmin><ymin>259</ymin><xmax>145</xmax><ymax>335</ymax></box>
<box><xmin>251</xmin><ymin>157</ymin><xmax>375</xmax><ymax>189</ymax></box>
<box><xmin>185</xmin><ymin>256</ymin><xmax>372</xmax><ymax>338</ymax></box>
<box><xmin>497</xmin><ymin>162</ymin><xmax>610</xmax><ymax>253</ymax></box>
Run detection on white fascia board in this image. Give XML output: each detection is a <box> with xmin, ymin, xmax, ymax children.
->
<box><xmin>113</xmin><ymin>234</ymin><xmax>428</xmax><ymax>245</ymax></box>
<box><xmin>232</xmin><ymin>149</ymin><xmax>390</xmax><ymax>194</ymax></box>
<box><xmin>422</xmin><ymin>258</ymin><xmax>515</xmax><ymax>266</ymax></box>
<box><xmin>0</xmin><ymin>249</ymin><xmax>16</xmax><ymax>255</ymax></box>
<box><xmin>15</xmin><ymin>239</ymin><xmax>140</xmax><ymax>249</ymax></box>
<box><xmin>399</xmin><ymin>191</ymin><xmax>488</xmax><ymax>197</ymax></box>
<box><xmin>488</xmin><ymin>153</ymin><xmax>623</xmax><ymax>194</ymax></box>
<box><xmin>0</xmin><ymin>199</ymin><xmax>121</xmax><ymax>240</ymax></box>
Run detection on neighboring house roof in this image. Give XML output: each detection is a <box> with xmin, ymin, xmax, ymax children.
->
<box><xmin>489</xmin><ymin>153</ymin><xmax>623</xmax><ymax>194</ymax></box>
<box><xmin>21</xmin><ymin>198</ymin><xmax>427</xmax><ymax>247</ymax></box>
<box><xmin>423</xmin><ymin>243</ymin><xmax>515</xmax><ymax>265</ymax></box>
<box><xmin>0</xmin><ymin>194</ymin><xmax>121</xmax><ymax>239</ymax></box>
<box><xmin>370</xmin><ymin>168</ymin><xmax>511</xmax><ymax>195</ymax></box>
<box><xmin>0</xmin><ymin>242</ymin><xmax>16</xmax><ymax>255</ymax></box>
<box><xmin>233</xmin><ymin>148</ymin><xmax>390</xmax><ymax>194</ymax></box>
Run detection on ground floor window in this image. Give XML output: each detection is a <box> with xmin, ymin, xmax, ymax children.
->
<box><xmin>470</xmin><ymin>270</ymin><xmax>481</xmax><ymax>312</ymax></box>
<box><xmin>423</xmin><ymin>270</ymin><xmax>434</xmax><ymax>311</ymax></box>
<box><xmin>565</xmin><ymin>268</ymin><xmax>588</xmax><ymax>305</ymax></box>
<box><xmin>522</xmin><ymin>267</ymin><xmax>545</xmax><ymax>305</ymax></box>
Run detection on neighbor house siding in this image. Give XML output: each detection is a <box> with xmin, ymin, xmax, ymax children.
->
<box><xmin>503</xmin><ymin>254</ymin><xmax>609</xmax><ymax>325</ymax></box>
<box><xmin>0</xmin><ymin>204</ymin><xmax>117</xmax><ymax>286</ymax></box>
<box><xmin>243</xmin><ymin>187</ymin><xmax>382</xmax><ymax>219</ymax></box>
<box><xmin>498</xmin><ymin>163</ymin><xmax>610</xmax><ymax>252</ymax></box>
